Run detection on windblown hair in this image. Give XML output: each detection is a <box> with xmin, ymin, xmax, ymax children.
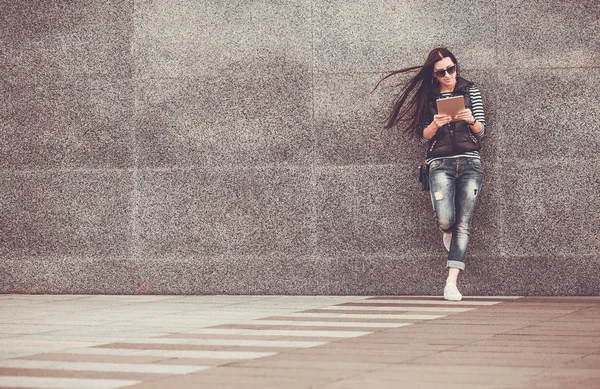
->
<box><xmin>373</xmin><ymin>47</ymin><xmax>459</xmax><ymax>137</ymax></box>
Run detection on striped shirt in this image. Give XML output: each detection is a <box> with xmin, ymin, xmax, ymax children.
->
<box><xmin>420</xmin><ymin>87</ymin><xmax>486</xmax><ymax>164</ymax></box>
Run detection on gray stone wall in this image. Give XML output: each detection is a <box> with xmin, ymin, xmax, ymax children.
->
<box><xmin>1</xmin><ymin>1</ymin><xmax>599</xmax><ymax>295</ymax></box>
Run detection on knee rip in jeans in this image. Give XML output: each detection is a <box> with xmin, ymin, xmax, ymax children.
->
<box><xmin>434</xmin><ymin>191</ymin><xmax>444</xmax><ymax>201</ymax></box>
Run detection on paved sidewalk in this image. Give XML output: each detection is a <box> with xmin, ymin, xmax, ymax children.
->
<box><xmin>0</xmin><ymin>295</ymin><xmax>599</xmax><ymax>389</ymax></box>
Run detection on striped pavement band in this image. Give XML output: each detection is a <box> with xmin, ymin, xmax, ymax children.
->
<box><xmin>0</xmin><ymin>296</ymin><xmax>514</xmax><ymax>389</ymax></box>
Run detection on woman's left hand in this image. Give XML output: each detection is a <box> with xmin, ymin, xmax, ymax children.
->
<box><xmin>454</xmin><ymin>109</ymin><xmax>474</xmax><ymax>124</ymax></box>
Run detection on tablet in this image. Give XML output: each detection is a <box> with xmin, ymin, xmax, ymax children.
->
<box><xmin>436</xmin><ymin>96</ymin><xmax>465</xmax><ymax>122</ymax></box>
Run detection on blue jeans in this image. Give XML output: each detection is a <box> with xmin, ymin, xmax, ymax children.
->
<box><xmin>428</xmin><ymin>157</ymin><xmax>484</xmax><ymax>270</ymax></box>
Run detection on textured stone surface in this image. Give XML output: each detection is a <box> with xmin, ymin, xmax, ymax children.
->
<box><xmin>131</xmin><ymin>255</ymin><xmax>332</xmax><ymax>295</ymax></box>
<box><xmin>135</xmin><ymin>67</ymin><xmax>313</xmax><ymax>168</ymax></box>
<box><xmin>497</xmin><ymin>0</ymin><xmax>600</xmax><ymax>68</ymax></box>
<box><xmin>3</xmin><ymin>253</ymin><xmax>599</xmax><ymax>295</ymax></box>
<box><xmin>0</xmin><ymin>171</ymin><xmax>133</xmax><ymax>259</ymax></box>
<box><xmin>0</xmin><ymin>255</ymin><xmax>330</xmax><ymax>295</ymax></box>
<box><xmin>313</xmin><ymin>0</ymin><xmax>497</xmax><ymax>74</ymax></box>
<box><xmin>0</xmin><ymin>0</ymin><xmax>133</xmax><ymax>81</ymax></box>
<box><xmin>314</xmin><ymin>70</ymin><xmax>498</xmax><ymax>165</ymax></box>
<box><xmin>133</xmin><ymin>0</ymin><xmax>311</xmax><ymax>78</ymax></box>
<box><xmin>0</xmin><ymin>80</ymin><xmax>133</xmax><ymax>169</ymax></box>
<box><xmin>0</xmin><ymin>258</ymin><xmax>138</xmax><ymax>294</ymax></box>
<box><xmin>312</xmin><ymin>161</ymin><xmax>500</xmax><ymax>261</ymax></box>
<box><xmin>496</xmin><ymin>68</ymin><xmax>600</xmax><ymax>160</ymax></box>
<box><xmin>498</xmin><ymin>160</ymin><xmax>600</xmax><ymax>258</ymax></box>
<box><xmin>313</xmin><ymin>73</ymin><xmax>418</xmax><ymax>165</ymax></box>
<box><xmin>466</xmin><ymin>256</ymin><xmax>600</xmax><ymax>296</ymax></box>
<box><xmin>136</xmin><ymin>167</ymin><xmax>314</xmax><ymax>259</ymax></box>
<box><xmin>1</xmin><ymin>1</ymin><xmax>599</xmax><ymax>295</ymax></box>
<box><xmin>313</xmin><ymin>164</ymin><xmax>427</xmax><ymax>256</ymax></box>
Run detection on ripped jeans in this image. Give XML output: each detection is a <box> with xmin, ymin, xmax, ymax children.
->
<box><xmin>428</xmin><ymin>157</ymin><xmax>484</xmax><ymax>270</ymax></box>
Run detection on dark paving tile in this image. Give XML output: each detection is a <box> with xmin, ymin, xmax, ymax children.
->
<box><xmin>231</xmin><ymin>358</ymin><xmax>390</xmax><ymax>371</ymax></box>
<box><xmin>17</xmin><ymin>353</ymin><xmax>164</xmax><ymax>364</ymax></box>
<box><xmin>562</xmin><ymin>355</ymin><xmax>600</xmax><ymax>369</ymax></box>
<box><xmin>0</xmin><ymin>367</ymin><xmax>165</xmax><ymax>382</ymax></box>
<box><xmin>407</xmin><ymin>352</ymin><xmax>584</xmax><ymax>368</ymax></box>
<box><xmin>122</xmin><ymin>371</ymin><xmax>333</xmax><ymax>389</ymax></box>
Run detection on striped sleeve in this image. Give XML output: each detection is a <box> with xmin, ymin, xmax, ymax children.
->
<box><xmin>419</xmin><ymin>125</ymin><xmax>429</xmax><ymax>144</ymax></box>
<box><xmin>469</xmin><ymin>87</ymin><xmax>486</xmax><ymax>139</ymax></box>
<box><xmin>418</xmin><ymin>87</ymin><xmax>486</xmax><ymax>144</ymax></box>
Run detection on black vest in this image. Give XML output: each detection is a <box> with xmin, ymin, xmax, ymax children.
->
<box><xmin>426</xmin><ymin>77</ymin><xmax>481</xmax><ymax>159</ymax></box>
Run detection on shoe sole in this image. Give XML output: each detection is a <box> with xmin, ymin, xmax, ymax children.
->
<box><xmin>444</xmin><ymin>295</ymin><xmax>462</xmax><ymax>301</ymax></box>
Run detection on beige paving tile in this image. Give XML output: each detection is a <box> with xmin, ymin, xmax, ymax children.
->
<box><xmin>306</xmin><ymin>341</ymin><xmax>454</xmax><ymax>352</ymax></box>
<box><xmin>339</xmin><ymin>331</ymin><xmax>489</xmax><ymax>343</ymax></box>
<box><xmin>387</xmin><ymin>323</ymin><xmax>524</xmax><ymax>334</ymax></box>
<box><xmin>188</xmin><ymin>366</ymin><xmax>358</xmax><ymax>380</ymax></box>
<box><xmin>231</xmin><ymin>358</ymin><xmax>390</xmax><ymax>371</ymax></box>
<box><xmin>150</xmin><ymin>357</ymin><xmax>236</xmax><ymax>366</ymax></box>
<box><xmin>364</xmin><ymin>298</ymin><xmax>501</xmax><ymax>306</ymax></box>
<box><xmin>277</xmin><ymin>312</ymin><xmax>444</xmax><ymax>320</ymax></box>
<box><xmin>0</xmin><ymin>375</ymin><xmax>140</xmax><ymax>389</ymax></box>
<box><xmin>231</xmin><ymin>320</ymin><xmax>413</xmax><ymax>328</ymax></box>
<box><xmin>206</xmin><ymin>327</ymin><xmax>373</xmax><ymax>337</ymax></box>
<box><xmin>258</xmin><ymin>316</ymin><xmax>423</xmax><ymax>323</ymax></box>
<box><xmin>250</xmin><ymin>350</ymin><xmax>425</xmax><ymax>364</ymax></box>
<box><xmin>185</xmin><ymin>338</ymin><xmax>328</xmax><ymax>348</ymax></box>
<box><xmin>156</xmin><ymin>333</ymin><xmax>281</xmax><ymax>340</ymax></box>
<box><xmin>304</xmin><ymin>306</ymin><xmax>475</xmax><ymax>313</ymax></box>
<box><xmin>336</xmin><ymin>336</ymin><xmax>482</xmax><ymax>346</ymax></box>
<box><xmin>54</xmin><ymin>347</ymin><xmax>276</xmax><ymax>360</ymax></box>
<box><xmin>93</xmin><ymin>341</ymin><xmax>297</xmax><ymax>353</ymax></box>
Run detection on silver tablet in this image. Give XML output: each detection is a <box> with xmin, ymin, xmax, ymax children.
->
<box><xmin>436</xmin><ymin>96</ymin><xmax>465</xmax><ymax>122</ymax></box>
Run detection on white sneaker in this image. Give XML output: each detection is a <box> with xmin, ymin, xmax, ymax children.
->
<box><xmin>444</xmin><ymin>283</ymin><xmax>462</xmax><ymax>301</ymax></box>
<box><xmin>443</xmin><ymin>232</ymin><xmax>452</xmax><ymax>251</ymax></box>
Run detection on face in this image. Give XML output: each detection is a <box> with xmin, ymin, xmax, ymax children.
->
<box><xmin>432</xmin><ymin>57</ymin><xmax>457</xmax><ymax>87</ymax></box>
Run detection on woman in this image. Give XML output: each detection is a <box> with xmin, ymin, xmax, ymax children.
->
<box><xmin>374</xmin><ymin>47</ymin><xmax>486</xmax><ymax>301</ymax></box>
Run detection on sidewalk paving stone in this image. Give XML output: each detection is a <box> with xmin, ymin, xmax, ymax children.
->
<box><xmin>1</xmin><ymin>295</ymin><xmax>599</xmax><ymax>388</ymax></box>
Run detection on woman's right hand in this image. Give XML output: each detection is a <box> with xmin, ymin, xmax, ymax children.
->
<box><xmin>433</xmin><ymin>114</ymin><xmax>452</xmax><ymax>129</ymax></box>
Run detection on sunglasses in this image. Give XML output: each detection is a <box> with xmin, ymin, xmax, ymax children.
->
<box><xmin>433</xmin><ymin>65</ymin><xmax>456</xmax><ymax>78</ymax></box>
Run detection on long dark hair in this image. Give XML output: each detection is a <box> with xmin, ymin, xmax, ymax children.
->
<box><xmin>373</xmin><ymin>47</ymin><xmax>459</xmax><ymax>136</ymax></box>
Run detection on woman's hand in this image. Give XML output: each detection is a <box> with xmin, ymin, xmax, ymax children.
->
<box><xmin>454</xmin><ymin>109</ymin><xmax>474</xmax><ymax>124</ymax></box>
<box><xmin>433</xmin><ymin>114</ymin><xmax>452</xmax><ymax>129</ymax></box>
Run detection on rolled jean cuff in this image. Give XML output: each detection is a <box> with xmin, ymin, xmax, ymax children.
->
<box><xmin>447</xmin><ymin>260</ymin><xmax>465</xmax><ymax>270</ymax></box>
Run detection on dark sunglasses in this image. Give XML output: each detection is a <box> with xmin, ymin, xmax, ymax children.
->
<box><xmin>433</xmin><ymin>65</ymin><xmax>456</xmax><ymax>78</ymax></box>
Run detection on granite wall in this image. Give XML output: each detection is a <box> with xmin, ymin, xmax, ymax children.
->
<box><xmin>1</xmin><ymin>1</ymin><xmax>599</xmax><ymax>295</ymax></box>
